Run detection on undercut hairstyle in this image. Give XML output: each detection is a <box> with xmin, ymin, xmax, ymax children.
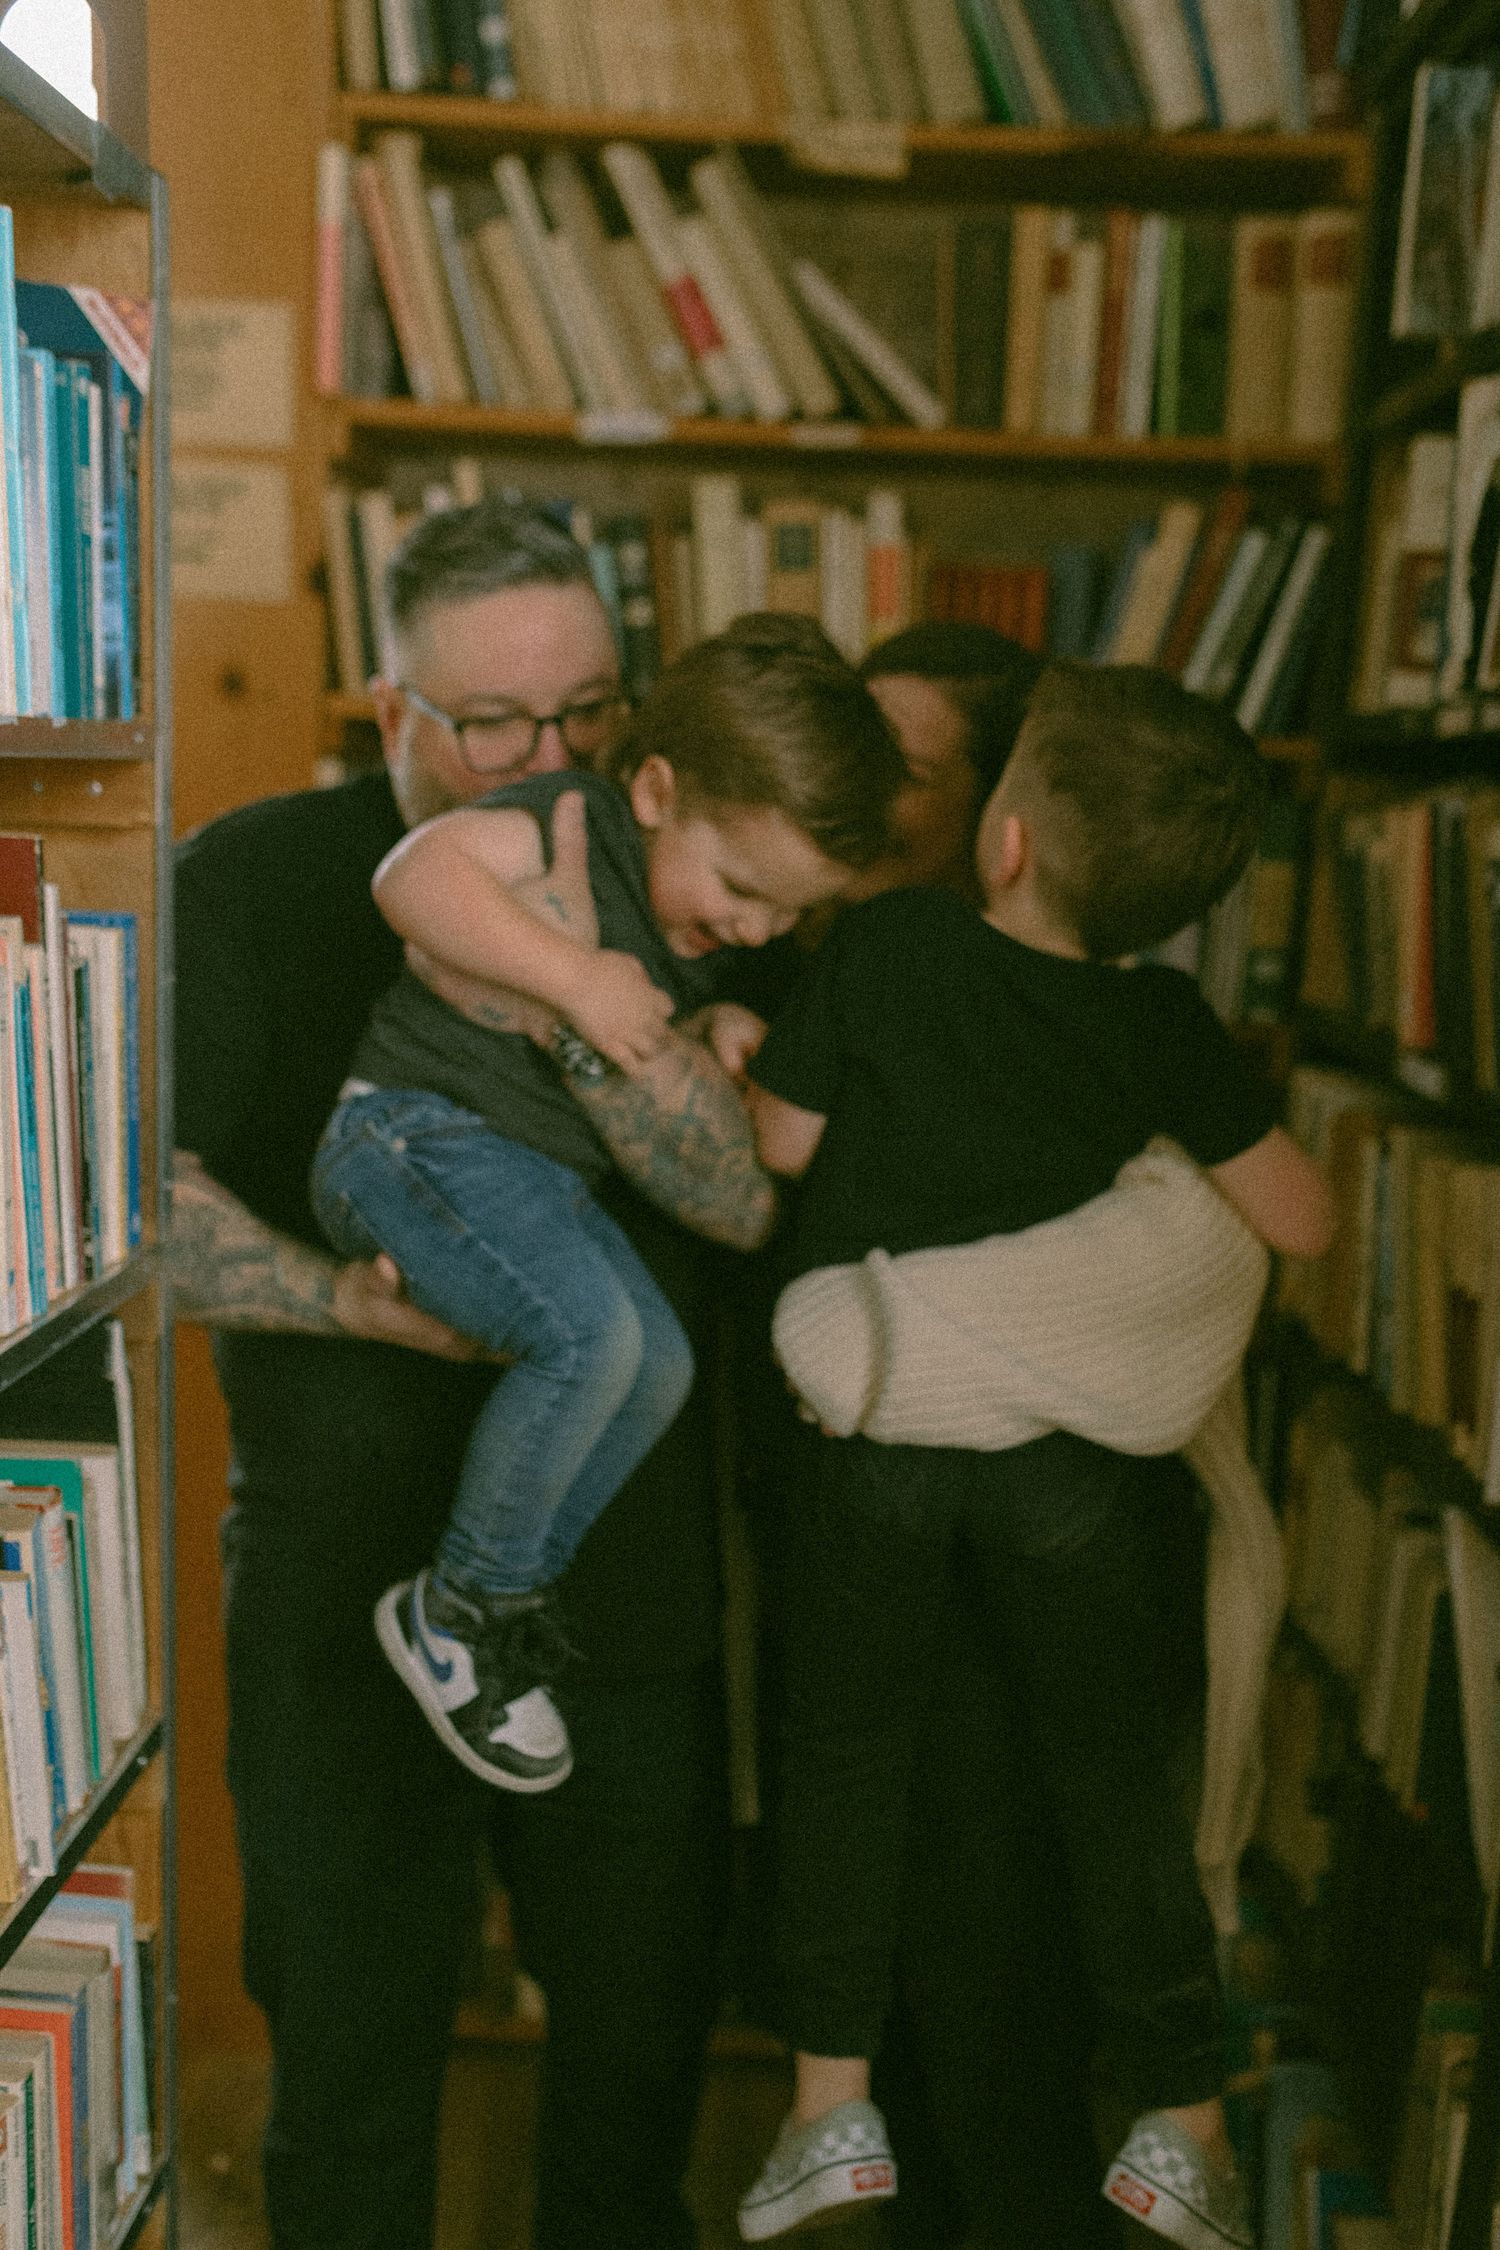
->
<box><xmin>861</xmin><ymin>621</ymin><xmax>1044</xmax><ymax>794</ymax></box>
<box><xmin>1008</xmin><ymin>664</ymin><xmax>1269</xmax><ymax>961</ymax></box>
<box><xmin>610</xmin><ymin>613</ymin><xmax>906</xmax><ymax>870</ymax></box>
<box><xmin>385</xmin><ymin>498</ymin><xmax>597</xmax><ymax>650</ymax></box>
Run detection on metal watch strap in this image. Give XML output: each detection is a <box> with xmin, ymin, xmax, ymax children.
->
<box><xmin>550</xmin><ymin>1022</ymin><xmax>611</xmax><ymax>1085</ymax></box>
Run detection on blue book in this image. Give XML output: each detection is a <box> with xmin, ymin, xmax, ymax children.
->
<box><xmin>15</xmin><ymin>286</ymin><xmax>145</xmax><ymax>722</ymax></box>
<box><xmin>0</xmin><ymin>210</ymin><xmax>32</xmax><ymax>717</ymax></box>
<box><xmin>66</xmin><ymin>913</ymin><xmax>138</xmax><ymax>1253</ymax></box>
<box><xmin>10</xmin><ymin>980</ymin><xmax>45</xmax><ymax>1320</ymax></box>
<box><xmin>47</xmin><ymin>361</ymin><xmax>84</xmax><ymax>719</ymax></box>
<box><xmin>15</xmin><ymin>346</ymin><xmax>61</xmax><ymax>718</ymax></box>
<box><xmin>1176</xmin><ymin>0</ymin><xmax>1222</xmax><ymax>123</ymax></box>
<box><xmin>69</xmin><ymin>371</ymin><xmax>97</xmax><ymax>721</ymax></box>
<box><xmin>69</xmin><ymin>952</ymin><xmax>98</xmax><ymax>1280</ymax></box>
<box><xmin>0</xmin><ymin>1456</ymin><xmax>100</xmax><ymax>1787</ymax></box>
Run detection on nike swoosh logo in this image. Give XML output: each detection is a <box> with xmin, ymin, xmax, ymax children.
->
<box><xmin>412</xmin><ymin>1588</ymin><xmax>456</xmax><ymax>1684</ymax></box>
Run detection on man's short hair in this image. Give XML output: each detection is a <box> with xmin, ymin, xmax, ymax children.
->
<box><xmin>385</xmin><ymin>499</ymin><xmax>597</xmax><ymax>649</ymax></box>
<box><xmin>1009</xmin><ymin>664</ymin><xmax>1269</xmax><ymax>960</ymax></box>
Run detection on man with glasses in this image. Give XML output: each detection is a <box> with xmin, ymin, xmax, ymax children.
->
<box><xmin>174</xmin><ymin>500</ymin><xmax>773</xmax><ymax>2250</ymax></box>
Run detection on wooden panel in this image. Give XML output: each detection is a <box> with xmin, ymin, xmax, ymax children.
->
<box><xmin>150</xmin><ymin>0</ymin><xmax>335</xmax><ymax>2054</ymax></box>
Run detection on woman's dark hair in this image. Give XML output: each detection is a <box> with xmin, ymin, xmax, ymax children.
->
<box><xmin>609</xmin><ymin>613</ymin><xmax>905</xmax><ymax>870</ymax></box>
<box><xmin>860</xmin><ymin>622</ymin><xmax>1044</xmax><ymax>794</ymax></box>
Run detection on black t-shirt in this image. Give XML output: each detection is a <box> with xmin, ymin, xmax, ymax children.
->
<box><xmin>749</xmin><ymin>885</ymin><xmax>1279</xmax><ymax>1281</ymax></box>
<box><xmin>174</xmin><ymin>771</ymin><xmax>721</xmax><ymax>1677</ymax></box>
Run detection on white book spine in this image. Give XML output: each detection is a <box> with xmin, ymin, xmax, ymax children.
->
<box><xmin>1181</xmin><ymin>528</ymin><xmax>1270</xmax><ymax>692</ymax></box>
<box><xmin>375</xmin><ymin>0</ymin><xmax>425</xmax><ymax>91</ymax></box>
<box><xmin>603</xmin><ymin>236</ymin><xmax>709</xmax><ymax>417</ymax></box>
<box><xmin>676</xmin><ymin>215</ymin><xmax>792</xmax><ymax>424</ymax></box>
<box><xmin>790</xmin><ymin>258</ymin><xmax>946</xmax><ymax>429</ymax></box>
<box><xmin>897</xmin><ymin>0</ymin><xmax>985</xmax><ymax>121</ymax></box>
<box><xmin>1108</xmin><ymin>0</ymin><xmax>1208</xmax><ymax>127</ymax></box>
<box><xmin>1235</xmin><ymin>522</ymin><xmax>1331</xmax><ymax>731</ymax></box>
<box><xmin>690</xmin><ymin>473</ymin><xmax>748</xmax><ymax>636</ymax></box>
<box><xmin>0</xmin><ymin>1579</ymin><xmax>52</xmax><ymax>1875</ymax></box>
<box><xmin>106</xmin><ymin>1322</ymin><xmax>147</xmax><ymax>1722</ymax></box>
<box><xmin>688</xmin><ymin>156</ymin><xmax>841</xmax><ymax>422</ymax></box>
<box><xmin>41</xmin><ymin>885</ymin><xmax>79</xmax><ymax>1295</ymax></box>
<box><xmin>492</xmin><ymin>155</ymin><xmax>605</xmax><ymax>411</ymax></box>
<box><xmin>600</xmin><ymin>142</ymin><xmax>748</xmax><ymax>416</ymax></box>
<box><xmin>1195</xmin><ymin>0</ymin><xmax>1280</xmax><ymax>127</ymax></box>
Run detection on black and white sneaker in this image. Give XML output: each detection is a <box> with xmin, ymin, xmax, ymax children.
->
<box><xmin>375</xmin><ymin>1568</ymin><xmax>573</xmax><ymax>1792</ymax></box>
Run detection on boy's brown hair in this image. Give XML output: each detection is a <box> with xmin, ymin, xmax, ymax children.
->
<box><xmin>609</xmin><ymin>614</ymin><xmax>905</xmax><ymax>870</ymax></box>
<box><xmin>1005</xmin><ymin>664</ymin><xmax>1269</xmax><ymax>960</ymax></box>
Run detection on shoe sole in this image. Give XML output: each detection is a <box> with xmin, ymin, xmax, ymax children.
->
<box><xmin>374</xmin><ymin>1585</ymin><xmax>574</xmax><ymax>1794</ymax></box>
<box><xmin>739</xmin><ymin>2157</ymin><xmax>896</xmax><ymax>2241</ymax></box>
<box><xmin>1102</xmin><ymin>2161</ymin><xmax>1248</xmax><ymax>2250</ymax></box>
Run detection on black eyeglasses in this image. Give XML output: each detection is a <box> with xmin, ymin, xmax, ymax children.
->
<box><xmin>399</xmin><ymin>683</ymin><xmax>631</xmax><ymax>776</ymax></box>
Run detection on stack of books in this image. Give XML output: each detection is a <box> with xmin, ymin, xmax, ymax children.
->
<box><xmin>1297</xmin><ymin>783</ymin><xmax>1500</xmax><ymax>1103</ymax></box>
<box><xmin>337</xmin><ymin>0</ymin><xmax>1349</xmax><ymax>132</ymax></box>
<box><xmin>316</xmin><ymin>138</ymin><xmax>1358</xmax><ymax>445</ymax></box>
<box><xmin>317</xmin><ymin>135</ymin><xmax>944</xmax><ymax>427</ymax></box>
<box><xmin>0</xmin><ymin>215</ymin><xmax>148</xmax><ymax>725</ymax></box>
<box><xmin>0</xmin><ymin>1860</ymin><xmax>156</xmax><ymax>2248</ymax></box>
<box><xmin>0</xmin><ymin>832</ymin><xmax>142</xmax><ymax>1341</ymax></box>
<box><xmin>1390</xmin><ymin>59</ymin><xmax>1500</xmax><ymax>341</ymax></box>
<box><xmin>960</xmin><ymin>204</ymin><xmax>1355</xmax><ymax>445</ymax></box>
<box><xmin>1353</xmin><ymin>379</ymin><xmax>1500</xmax><ymax>730</ymax></box>
<box><xmin>323</xmin><ymin>465</ymin><xmax>1334</xmax><ymax>738</ymax></box>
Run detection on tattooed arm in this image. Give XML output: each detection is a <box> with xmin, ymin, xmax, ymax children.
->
<box><xmin>170</xmin><ymin>1149</ymin><xmax>481</xmax><ymax>1355</ymax></box>
<box><xmin>401</xmin><ymin>790</ymin><xmax>778</xmax><ymax>1252</ymax></box>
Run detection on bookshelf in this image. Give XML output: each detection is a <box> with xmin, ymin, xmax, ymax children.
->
<box><xmin>1256</xmin><ymin>0</ymin><xmax>1500</xmax><ymax>2242</ymax></box>
<box><xmin>0</xmin><ymin>30</ymin><xmax>175</xmax><ymax>2250</ymax></box>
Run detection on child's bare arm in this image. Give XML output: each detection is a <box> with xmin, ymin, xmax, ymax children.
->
<box><xmin>744</xmin><ymin>1082</ymin><xmax>827</xmax><ymax>1178</ymax></box>
<box><xmin>1208</xmin><ymin>1127</ymin><xmax>1335</xmax><ymax>1259</ymax></box>
<box><xmin>374</xmin><ymin>804</ymin><xmax>674</xmax><ymax>1072</ymax></box>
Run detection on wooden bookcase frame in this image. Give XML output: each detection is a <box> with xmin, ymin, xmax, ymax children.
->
<box><xmin>0</xmin><ymin>39</ymin><xmax>174</xmax><ymax>2250</ymax></box>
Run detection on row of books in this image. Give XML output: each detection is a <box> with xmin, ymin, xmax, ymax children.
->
<box><xmin>324</xmin><ymin>466</ymin><xmax>1334</xmax><ymax>740</ymax></box>
<box><xmin>0</xmin><ymin>1861</ymin><xmax>156</xmax><ymax>2250</ymax></box>
<box><xmin>1391</xmin><ymin>61</ymin><xmax>1500</xmax><ymax>341</ymax></box>
<box><xmin>1297</xmin><ymin>783</ymin><xmax>1500</xmax><ymax>1100</ymax></box>
<box><xmin>318</xmin><ymin>134</ymin><xmax>957</xmax><ymax>427</ymax></box>
<box><xmin>0</xmin><ymin>835</ymin><xmax>141</xmax><ymax>1342</ymax></box>
<box><xmin>339</xmin><ymin>0</ymin><xmax>1349</xmax><ymax>133</ymax></box>
<box><xmin>1353</xmin><ymin>379</ymin><xmax>1500</xmax><ymax>731</ymax></box>
<box><xmin>0</xmin><ymin>218</ymin><xmax>147</xmax><ymax>724</ymax></box>
<box><xmin>951</xmin><ymin>203</ymin><xmax>1353</xmax><ymax>445</ymax></box>
<box><xmin>1164</xmin><ymin>791</ymin><xmax>1309</xmax><ymax>1029</ymax></box>
<box><xmin>1279</xmin><ymin>1068</ymin><xmax>1500</xmax><ymax>1496</ymax></box>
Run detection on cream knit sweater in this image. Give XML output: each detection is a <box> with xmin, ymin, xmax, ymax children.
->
<box><xmin>771</xmin><ymin>1139</ymin><xmax>1282</xmax><ymax>1936</ymax></box>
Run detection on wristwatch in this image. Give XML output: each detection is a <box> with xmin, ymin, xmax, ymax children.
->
<box><xmin>550</xmin><ymin>1022</ymin><xmax>611</xmax><ymax>1085</ymax></box>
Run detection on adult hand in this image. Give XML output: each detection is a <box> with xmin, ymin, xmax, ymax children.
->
<box><xmin>332</xmin><ymin>1252</ymin><xmax>486</xmax><ymax>1361</ymax></box>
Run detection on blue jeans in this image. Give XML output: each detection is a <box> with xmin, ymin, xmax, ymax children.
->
<box><xmin>310</xmin><ymin>1087</ymin><xmax>694</xmax><ymax>1596</ymax></box>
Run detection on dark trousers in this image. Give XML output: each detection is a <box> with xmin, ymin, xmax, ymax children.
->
<box><xmin>774</xmin><ymin>1428</ymin><xmax>1224</xmax><ymax>2116</ymax></box>
<box><xmin>216</xmin><ymin>1214</ymin><xmax>730</xmax><ymax>2250</ymax></box>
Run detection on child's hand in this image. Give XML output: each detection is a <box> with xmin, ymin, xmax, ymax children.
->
<box><xmin>698</xmin><ymin>1003</ymin><xmax>769</xmax><ymax>1085</ymax></box>
<box><xmin>564</xmin><ymin>949</ymin><xmax>676</xmax><ymax>1073</ymax></box>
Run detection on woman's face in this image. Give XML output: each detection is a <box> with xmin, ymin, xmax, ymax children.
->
<box><xmin>859</xmin><ymin>673</ymin><xmax>983</xmax><ymax>898</ymax></box>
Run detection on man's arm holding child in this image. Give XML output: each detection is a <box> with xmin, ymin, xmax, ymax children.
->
<box><xmin>406</xmin><ymin>791</ymin><xmax>778</xmax><ymax>1252</ymax></box>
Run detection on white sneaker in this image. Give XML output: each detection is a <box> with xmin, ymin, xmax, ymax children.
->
<box><xmin>738</xmin><ymin>2100</ymin><xmax>896</xmax><ymax>2241</ymax></box>
<box><xmin>375</xmin><ymin>1570</ymin><xmax>573</xmax><ymax>1792</ymax></box>
<box><xmin>1102</xmin><ymin>2112</ymin><xmax>1253</xmax><ymax>2250</ymax></box>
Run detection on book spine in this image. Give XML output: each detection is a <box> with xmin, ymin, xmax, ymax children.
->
<box><xmin>599</xmin><ymin>143</ymin><xmax>746</xmax><ymax>415</ymax></box>
<box><xmin>790</xmin><ymin>258</ymin><xmax>946</xmax><ymax>429</ymax></box>
<box><xmin>351</xmin><ymin>156</ymin><xmax>439</xmax><ymax>405</ymax></box>
<box><xmin>314</xmin><ymin>144</ymin><xmax>350</xmax><ymax>398</ymax></box>
<box><xmin>0</xmin><ymin>214</ymin><xmax>30</xmax><ymax>717</ymax></box>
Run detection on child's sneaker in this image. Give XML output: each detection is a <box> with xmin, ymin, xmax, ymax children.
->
<box><xmin>1102</xmin><ymin>2112</ymin><xmax>1253</xmax><ymax>2250</ymax></box>
<box><xmin>375</xmin><ymin>1568</ymin><xmax>573</xmax><ymax>1792</ymax></box>
<box><xmin>737</xmin><ymin>2100</ymin><xmax>896</xmax><ymax>2241</ymax></box>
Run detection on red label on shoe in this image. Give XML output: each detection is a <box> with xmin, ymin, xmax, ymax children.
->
<box><xmin>1106</xmin><ymin>2176</ymin><xmax>1157</xmax><ymax>2219</ymax></box>
<box><xmin>852</xmin><ymin>2164</ymin><xmax>894</xmax><ymax>2193</ymax></box>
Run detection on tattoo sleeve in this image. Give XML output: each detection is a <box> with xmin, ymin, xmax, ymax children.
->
<box><xmin>567</xmin><ymin>1032</ymin><xmax>777</xmax><ymax>1252</ymax></box>
<box><xmin>170</xmin><ymin>1150</ymin><xmax>344</xmax><ymax>1333</ymax></box>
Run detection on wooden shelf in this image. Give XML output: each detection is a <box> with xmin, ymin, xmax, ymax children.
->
<box><xmin>0</xmin><ymin>1718</ymin><xmax>164</xmax><ymax>1963</ymax></box>
<box><xmin>0</xmin><ymin>1253</ymin><xmax>158</xmax><ymax>1403</ymax></box>
<box><xmin>336</xmin><ymin>93</ymin><xmax>1370</xmax><ymax>203</ymax></box>
<box><xmin>0</xmin><ymin>47</ymin><xmax>151</xmax><ymax>204</ymax></box>
<box><xmin>0</xmin><ymin>718</ymin><xmax>157</xmax><ymax>762</ymax></box>
<box><xmin>331</xmin><ymin>398</ymin><xmax>1339</xmax><ymax>482</ymax></box>
<box><xmin>1365</xmin><ymin>327</ymin><xmax>1500</xmax><ymax>437</ymax></box>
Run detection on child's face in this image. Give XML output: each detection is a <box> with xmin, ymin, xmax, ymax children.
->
<box><xmin>630</xmin><ymin>757</ymin><xmax>851</xmax><ymax>958</ymax></box>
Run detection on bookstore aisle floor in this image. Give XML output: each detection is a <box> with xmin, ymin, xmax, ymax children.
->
<box><xmin>176</xmin><ymin>2042</ymin><xmax>828</xmax><ymax>2250</ymax></box>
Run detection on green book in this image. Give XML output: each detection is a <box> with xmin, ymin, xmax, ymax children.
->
<box><xmin>1176</xmin><ymin>214</ymin><xmax>1234</xmax><ymax>438</ymax></box>
<box><xmin>1152</xmin><ymin>220</ymin><xmax>1186</xmax><ymax>435</ymax></box>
